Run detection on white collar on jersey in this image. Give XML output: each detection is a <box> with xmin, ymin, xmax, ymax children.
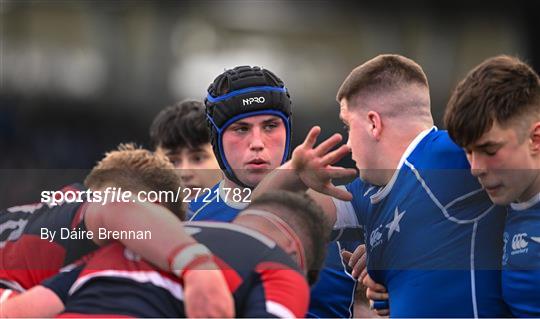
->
<box><xmin>510</xmin><ymin>192</ymin><xmax>540</xmax><ymax>211</ymax></box>
<box><xmin>370</xmin><ymin>126</ymin><xmax>437</xmax><ymax>204</ymax></box>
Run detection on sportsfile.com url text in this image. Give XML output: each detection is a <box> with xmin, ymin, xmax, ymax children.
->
<box><xmin>41</xmin><ymin>186</ymin><xmax>251</xmax><ymax>206</ymax></box>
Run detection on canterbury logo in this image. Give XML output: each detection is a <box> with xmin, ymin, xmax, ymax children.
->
<box><xmin>512</xmin><ymin>233</ymin><xmax>528</xmax><ymax>250</ymax></box>
<box><xmin>242</xmin><ymin>96</ymin><xmax>265</xmax><ymax>106</ymax></box>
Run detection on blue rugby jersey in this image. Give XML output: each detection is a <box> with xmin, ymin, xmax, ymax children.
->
<box><xmin>502</xmin><ymin>195</ymin><xmax>540</xmax><ymax>316</ymax></box>
<box><xmin>188</xmin><ymin>180</ymin><xmax>358</xmax><ymax>318</ymax></box>
<box><xmin>188</xmin><ymin>181</ymin><xmax>249</xmax><ymax>222</ymax></box>
<box><xmin>333</xmin><ymin>128</ymin><xmax>510</xmax><ymax>317</ymax></box>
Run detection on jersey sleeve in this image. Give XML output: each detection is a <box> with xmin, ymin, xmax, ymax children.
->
<box><xmin>243</xmin><ymin>262</ymin><xmax>310</xmax><ymax>318</ymax></box>
<box><xmin>330</xmin><ymin>178</ymin><xmax>373</xmax><ymax>242</ymax></box>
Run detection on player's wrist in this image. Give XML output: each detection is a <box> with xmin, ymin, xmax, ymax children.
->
<box><xmin>168</xmin><ymin>242</ymin><xmax>215</xmax><ymax>278</ymax></box>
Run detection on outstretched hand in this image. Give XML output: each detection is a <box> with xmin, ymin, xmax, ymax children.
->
<box><xmin>291</xmin><ymin>126</ymin><xmax>357</xmax><ymax>201</ymax></box>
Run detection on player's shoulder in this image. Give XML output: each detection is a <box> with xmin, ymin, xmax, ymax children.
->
<box><xmin>188</xmin><ymin>181</ymin><xmax>247</xmax><ymax>222</ymax></box>
<box><xmin>188</xmin><ymin>182</ymin><xmax>221</xmax><ymax>218</ymax></box>
<box><xmin>189</xmin><ymin>182</ymin><xmax>220</xmax><ymax>206</ymax></box>
<box><xmin>345</xmin><ymin>178</ymin><xmax>379</xmax><ymax>200</ymax></box>
<box><xmin>508</xmin><ymin>195</ymin><xmax>540</xmax><ymax>223</ymax></box>
<box><xmin>186</xmin><ymin>222</ymin><xmax>299</xmax><ymax>271</ymax></box>
<box><xmin>408</xmin><ymin>129</ymin><xmax>470</xmax><ymax>169</ymax></box>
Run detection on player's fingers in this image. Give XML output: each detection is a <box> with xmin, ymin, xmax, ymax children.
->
<box><xmin>323</xmin><ymin>184</ymin><xmax>353</xmax><ymax>201</ymax></box>
<box><xmin>348</xmin><ymin>244</ymin><xmax>364</xmax><ymax>268</ymax></box>
<box><xmin>359</xmin><ymin>268</ymin><xmax>368</xmax><ymax>282</ymax></box>
<box><xmin>321</xmin><ymin>144</ymin><xmax>351</xmax><ymax>166</ymax></box>
<box><xmin>325</xmin><ymin>166</ymin><xmax>357</xmax><ymax>179</ymax></box>
<box><xmin>356</xmin><ymin>245</ymin><xmax>367</xmax><ymax>272</ymax></box>
<box><xmin>302</xmin><ymin>126</ymin><xmax>321</xmax><ymax>149</ymax></box>
<box><xmin>354</xmin><ymin>259</ymin><xmax>366</xmax><ymax>281</ymax></box>
<box><xmin>351</xmin><ymin>245</ymin><xmax>366</xmax><ymax>278</ymax></box>
<box><xmin>314</xmin><ymin>133</ymin><xmax>343</xmax><ymax>157</ymax></box>
<box><xmin>366</xmin><ymin>287</ymin><xmax>389</xmax><ymax>301</ymax></box>
<box><xmin>376</xmin><ymin>309</ymin><xmax>390</xmax><ymax>317</ymax></box>
<box><xmin>341</xmin><ymin>250</ymin><xmax>353</xmax><ymax>265</ymax></box>
<box><xmin>348</xmin><ymin>246</ymin><xmax>363</xmax><ymax>278</ymax></box>
<box><xmin>363</xmin><ymin>273</ymin><xmax>387</xmax><ymax>293</ymax></box>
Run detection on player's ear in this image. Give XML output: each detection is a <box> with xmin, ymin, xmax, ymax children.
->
<box><xmin>529</xmin><ymin>120</ymin><xmax>540</xmax><ymax>155</ymax></box>
<box><xmin>367</xmin><ymin>111</ymin><xmax>382</xmax><ymax>141</ymax></box>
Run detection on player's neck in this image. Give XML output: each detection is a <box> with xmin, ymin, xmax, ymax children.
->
<box><xmin>379</xmin><ymin>124</ymin><xmax>431</xmax><ymax>184</ymax></box>
<box><xmin>394</xmin><ymin>122</ymin><xmax>431</xmax><ymax>149</ymax></box>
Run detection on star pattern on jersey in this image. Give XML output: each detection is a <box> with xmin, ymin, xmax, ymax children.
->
<box><xmin>386</xmin><ymin>206</ymin><xmax>406</xmax><ymax>240</ymax></box>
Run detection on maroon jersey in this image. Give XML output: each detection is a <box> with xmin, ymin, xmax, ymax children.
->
<box><xmin>0</xmin><ymin>184</ymin><xmax>98</xmax><ymax>291</ymax></box>
<box><xmin>44</xmin><ymin>221</ymin><xmax>310</xmax><ymax>318</ymax></box>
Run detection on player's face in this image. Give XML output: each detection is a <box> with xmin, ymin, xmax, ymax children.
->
<box><xmin>157</xmin><ymin>144</ymin><xmax>222</xmax><ymax>196</ymax></box>
<box><xmin>465</xmin><ymin>121</ymin><xmax>540</xmax><ymax>205</ymax></box>
<box><xmin>340</xmin><ymin>99</ymin><xmax>377</xmax><ymax>183</ymax></box>
<box><xmin>222</xmin><ymin>115</ymin><xmax>286</xmax><ymax>187</ymax></box>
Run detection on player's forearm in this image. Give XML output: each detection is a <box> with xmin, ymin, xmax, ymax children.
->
<box><xmin>87</xmin><ymin>201</ymin><xmax>197</xmax><ymax>272</ymax></box>
<box><xmin>306</xmin><ymin>189</ymin><xmax>337</xmax><ymax>225</ymax></box>
<box><xmin>253</xmin><ymin>161</ymin><xmax>308</xmax><ymax>199</ymax></box>
<box><xmin>0</xmin><ymin>286</ymin><xmax>64</xmax><ymax>318</ymax></box>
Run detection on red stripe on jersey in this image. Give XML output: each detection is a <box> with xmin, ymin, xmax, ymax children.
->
<box><xmin>78</xmin><ymin>244</ymin><xmax>245</xmax><ymax>294</ymax></box>
<box><xmin>214</xmin><ymin>256</ymin><xmax>243</xmax><ymax>293</ymax></box>
<box><xmin>0</xmin><ymin>236</ymin><xmax>65</xmax><ymax>289</ymax></box>
<box><xmin>255</xmin><ymin>261</ymin><xmax>310</xmax><ymax>318</ymax></box>
<box><xmin>57</xmin><ymin>313</ymin><xmax>133</xmax><ymax>318</ymax></box>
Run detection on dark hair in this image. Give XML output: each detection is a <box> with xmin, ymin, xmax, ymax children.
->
<box><xmin>84</xmin><ymin>143</ymin><xmax>185</xmax><ymax>220</ymax></box>
<box><xmin>149</xmin><ymin>100</ymin><xmax>210</xmax><ymax>151</ymax></box>
<box><xmin>337</xmin><ymin>54</ymin><xmax>429</xmax><ymax>104</ymax></box>
<box><xmin>445</xmin><ymin>55</ymin><xmax>540</xmax><ymax>147</ymax></box>
<box><xmin>247</xmin><ymin>191</ymin><xmax>331</xmax><ymax>285</ymax></box>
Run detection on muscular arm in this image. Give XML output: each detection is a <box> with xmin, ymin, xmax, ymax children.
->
<box><xmin>84</xmin><ymin>200</ymin><xmax>234</xmax><ymax>317</ymax></box>
<box><xmin>85</xmin><ymin>200</ymin><xmax>197</xmax><ymax>271</ymax></box>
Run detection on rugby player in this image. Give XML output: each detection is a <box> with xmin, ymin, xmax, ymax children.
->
<box><xmin>189</xmin><ymin>65</ymin><xmax>360</xmax><ymax>318</ymax></box>
<box><xmin>0</xmin><ymin>144</ymin><xmax>233</xmax><ymax>317</ymax></box>
<box><xmin>255</xmin><ymin>54</ymin><xmax>511</xmax><ymax>317</ymax></box>
<box><xmin>445</xmin><ymin>55</ymin><xmax>540</xmax><ymax>316</ymax></box>
<box><xmin>149</xmin><ymin>99</ymin><xmax>222</xmax><ymax>197</ymax></box>
<box><xmin>1</xmin><ymin>191</ymin><xmax>329</xmax><ymax>318</ymax></box>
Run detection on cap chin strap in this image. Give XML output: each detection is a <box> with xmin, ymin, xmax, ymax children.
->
<box><xmin>239</xmin><ymin>209</ymin><xmax>306</xmax><ymax>273</ymax></box>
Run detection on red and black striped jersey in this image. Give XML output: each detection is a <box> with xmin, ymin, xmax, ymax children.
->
<box><xmin>43</xmin><ymin>221</ymin><xmax>310</xmax><ymax>318</ymax></box>
<box><xmin>0</xmin><ymin>184</ymin><xmax>98</xmax><ymax>291</ymax></box>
